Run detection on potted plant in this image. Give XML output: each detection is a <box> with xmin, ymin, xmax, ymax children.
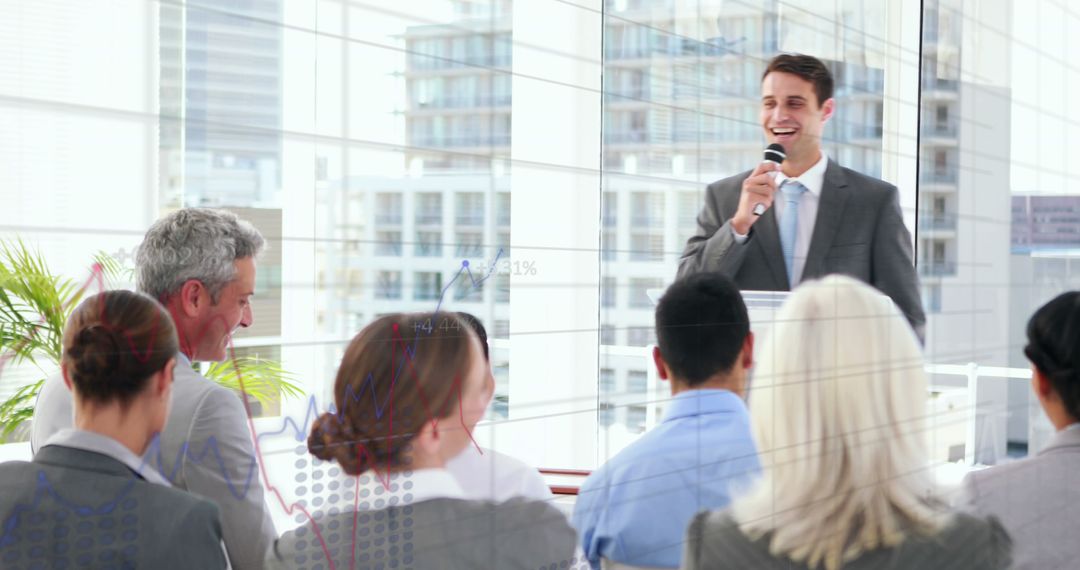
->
<box><xmin>0</xmin><ymin>239</ymin><xmax>301</xmax><ymax>441</ymax></box>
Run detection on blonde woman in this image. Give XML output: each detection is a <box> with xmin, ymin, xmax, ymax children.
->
<box><xmin>682</xmin><ymin>275</ymin><xmax>1011</xmax><ymax>570</ymax></box>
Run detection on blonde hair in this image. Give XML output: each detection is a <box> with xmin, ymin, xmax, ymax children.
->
<box><xmin>732</xmin><ymin>275</ymin><xmax>949</xmax><ymax>570</ymax></box>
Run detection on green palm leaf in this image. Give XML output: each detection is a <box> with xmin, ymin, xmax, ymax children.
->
<box><xmin>203</xmin><ymin>356</ymin><xmax>304</xmax><ymax>407</ymax></box>
<box><xmin>0</xmin><ymin>240</ymin><xmax>299</xmax><ymax>440</ymax></box>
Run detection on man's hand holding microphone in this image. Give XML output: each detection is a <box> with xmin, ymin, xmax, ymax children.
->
<box><xmin>730</xmin><ymin>143</ymin><xmax>786</xmax><ymax>236</ymax></box>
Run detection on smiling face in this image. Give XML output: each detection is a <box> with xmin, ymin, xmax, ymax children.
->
<box><xmin>760</xmin><ymin>71</ymin><xmax>834</xmax><ymax>164</ymax></box>
<box><xmin>194</xmin><ymin>257</ymin><xmax>256</xmax><ymax>361</ymax></box>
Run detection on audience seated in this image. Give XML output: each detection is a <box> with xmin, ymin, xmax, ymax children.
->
<box><xmin>961</xmin><ymin>290</ymin><xmax>1080</xmax><ymax>569</ymax></box>
<box><xmin>446</xmin><ymin>312</ymin><xmax>553</xmax><ymax>502</ymax></box>
<box><xmin>0</xmin><ymin>290</ymin><xmax>227</xmax><ymax>569</ymax></box>
<box><xmin>683</xmin><ymin>275</ymin><xmax>1012</xmax><ymax>570</ymax></box>
<box><xmin>31</xmin><ymin>208</ymin><xmax>276</xmax><ymax>569</ymax></box>
<box><xmin>266</xmin><ymin>312</ymin><xmax>577</xmax><ymax>569</ymax></box>
<box><xmin>572</xmin><ymin>272</ymin><xmax>760</xmax><ymax>569</ymax></box>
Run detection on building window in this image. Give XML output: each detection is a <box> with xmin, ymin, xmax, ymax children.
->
<box><xmin>600</xmin><ymin>324</ymin><xmax>617</xmax><ymax>345</ymax></box>
<box><xmin>629</xmin><ymin>278</ymin><xmax>662</xmax><ymax>308</ymax></box>
<box><xmin>602</xmin><ymin>232</ymin><xmax>617</xmax><ymax>261</ymax></box>
<box><xmin>630</xmin><ymin>233</ymin><xmax>664</xmax><ymax>262</ymax></box>
<box><xmin>627</xmin><ymin>326</ymin><xmax>655</xmax><ymax>347</ymax></box>
<box><xmin>630</xmin><ymin>191</ymin><xmax>663</xmax><ymax>226</ymax></box>
<box><xmin>414</xmin><ymin>271</ymin><xmax>443</xmax><ymax>301</ymax></box>
<box><xmin>416</xmin><ymin>192</ymin><xmax>442</xmax><ymax>225</ymax></box>
<box><xmin>496</xmin><ymin>192</ymin><xmax>511</xmax><ymax>226</ymax></box>
<box><xmin>375</xmin><ymin>231</ymin><xmax>402</xmax><ymax>256</ymax></box>
<box><xmin>375</xmin><ymin>193</ymin><xmax>403</xmax><ymax>225</ymax></box>
<box><xmin>375</xmin><ymin>271</ymin><xmax>402</xmax><ymax>300</ymax></box>
<box><xmin>415</xmin><ymin>231</ymin><xmax>443</xmax><ymax>257</ymax></box>
<box><xmin>626</xmin><ymin>405</ymin><xmax>647</xmax><ymax>433</ymax></box>
<box><xmin>602</xmin><ymin>192</ymin><xmax>617</xmax><ymax>227</ymax></box>
<box><xmin>925</xmin><ymin>284</ymin><xmax>942</xmax><ymax>313</ymax></box>
<box><xmin>600</xmin><ymin>368</ymin><xmax>616</xmax><ymax>394</ymax></box>
<box><xmin>599</xmin><ymin>402</ymin><xmax>616</xmax><ymax>427</ymax></box>
<box><xmin>602</xmin><ymin>276</ymin><xmax>617</xmax><ymax>308</ymax></box>
<box><xmin>456</xmin><ymin>192</ymin><xmax>484</xmax><ymax>226</ymax></box>
<box><xmin>627</xmin><ymin>370</ymin><xmax>647</xmax><ymax>394</ymax></box>
<box><xmin>455</xmin><ymin>231</ymin><xmax>484</xmax><ymax>258</ymax></box>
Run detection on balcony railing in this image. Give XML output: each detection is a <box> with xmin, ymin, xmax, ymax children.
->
<box><xmin>605</xmin><ymin>130</ymin><xmax>649</xmax><ymax>144</ymax></box>
<box><xmin>919</xmin><ymin>213</ymin><xmax>959</xmax><ymax>232</ymax></box>
<box><xmin>411</xmin><ymin>94</ymin><xmax>511</xmax><ymax>110</ymax></box>
<box><xmin>415</xmin><ymin>212</ymin><xmax>442</xmax><ymax>225</ymax></box>
<box><xmin>412</xmin><ymin>134</ymin><xmax>510</xmax><ymax>148</ymax></box>
<box><xmin>408</xmin><ymin>54</ymin><xmax>512</xmax><ymax>71</ymax></box>
<box><xmin>847</xmin><ymin>124</ymin><xmax>884</xmax><ymax>140</ymax></box>
<box><xmin>923</xmin><ymin>121</ymin><xmax>959</xmax><ymax>138</ymax></box>
<box><xmin>455</xmin><ymin>213</ymin><xmax>484</xmax><ymax>226</ymax></box>
<box><xmin>921</xmin><ymin>170</ymin><xmax>958</xmax><ymax>185</ymax></box>
<box><xmin>920</xmin><ymin>260</ymin><xmax>958</xmax><ymax>276</ymax></box>
<box><xmin>922</xmin><ymin>77</ymin><xmax>959</xmax><ymax>92</ymax></box>
<box><xmin>375</xmin><ymin>212</ymin><xmax>403</xmax><ymax>225</ymax></box>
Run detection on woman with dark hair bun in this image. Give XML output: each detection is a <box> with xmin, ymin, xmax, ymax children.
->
<box><xmin>267</xmin><ymin>312</ymin><xmax>577</xmax><ymax>570</ymax></box>
<box><xmin>0</xmin><ymin>290</ymin><xmax>227</xmax><ymax>569</ymax></box>
<box><xmin>963</xmin><ymin>290</ymin><xmax>1080</xmax><ymax>569</ymax></box>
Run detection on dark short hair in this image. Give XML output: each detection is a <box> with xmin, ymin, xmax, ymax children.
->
<box><xmin>1024</xmin><ymin>291</ymin><xmax>1080</xmax><ymax>421</ymax></box>
<box><xmin>762</xmin><ymin>53</ymin><xmax>834</xmax><ymax>106</ymax></box>
<box><xmin>655</xmin><ymin>273</ymin><xmax>749</xmax><ymax>386</ymax></box>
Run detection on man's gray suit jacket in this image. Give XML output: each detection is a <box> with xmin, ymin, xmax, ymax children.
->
<box><xmin>30</xmin><ymin>354</ymin><xmax>276</xmax><ymax>570</ymax></box>
<box><xmin>962</xmin><ymin>426</ymin><xmax>1080</xmax><ymax>569</ymax></box>
<box><xmin>0</xmin><ymin>445</ymin><xmax>227</xmax><ymax>569</ymax></box>
<box><xmin>677</xmin><ymin>159</ymin><xmax>926</xmax><ymax>334</ymax></box>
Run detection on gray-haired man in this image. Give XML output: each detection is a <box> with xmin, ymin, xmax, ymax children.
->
<box><xmin>32</xmin><ymin>208</ymin><xmax>277</xmax><ymax>570</ymax></box>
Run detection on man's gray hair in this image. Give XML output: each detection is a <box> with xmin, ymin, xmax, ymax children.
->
<box><xmin>136</xmin><ymin>208</ymin><xmax>266</xmax><ymax>302</ymax></box>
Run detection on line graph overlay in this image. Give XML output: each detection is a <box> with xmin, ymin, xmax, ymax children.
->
<box><xmin>0</xmin><ymin>249</ymin><xmax>504</xmax><ymax>570</ymax></box>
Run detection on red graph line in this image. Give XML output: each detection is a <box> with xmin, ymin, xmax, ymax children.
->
<box><xmin>1</xmin><ymin>254</ymin><xmax>493</xmax><ymax>570</ymax></box>
<box><xmin>231</xmin><ymin>318</ymin><xmax>480</xmax><ymax>570</ymax></box>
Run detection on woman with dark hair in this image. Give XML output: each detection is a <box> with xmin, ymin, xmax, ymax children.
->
<box><xmin>963</xmin><ymin>290</ymin><xmax>1080</xmax><ymax>569</ymax></box>
<box><xmin>0</xmin><ymin>290</ymin><xmax>227</xmax><ymax>569</ymax></box>
<box><xmin>267</xmin><ymin>312</ymin><xmax>576</xmax><ymax>569</ymax></box>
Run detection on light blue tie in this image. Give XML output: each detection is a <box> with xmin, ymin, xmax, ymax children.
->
<box><xmin>779</xmin><ymin>180</ymin><xmax>807</xmax><ymax>287</ymax></box>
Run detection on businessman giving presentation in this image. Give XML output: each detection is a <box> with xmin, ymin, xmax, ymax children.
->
<box><xmin>677</xmin><ymin>53</ymin><xmax>925</xmax><ymax>335</ymax></box>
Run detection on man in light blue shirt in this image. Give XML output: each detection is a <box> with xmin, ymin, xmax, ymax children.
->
<box><xmin>573</xmin><ymin>272</ymin><xmax>760</xmax><ymax>569</ymax></box>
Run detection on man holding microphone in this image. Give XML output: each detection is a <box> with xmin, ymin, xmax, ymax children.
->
<box><xmin>677</xmin><ymin>53</ymin><xmax>925</xmax><ymax>336</ymax></box>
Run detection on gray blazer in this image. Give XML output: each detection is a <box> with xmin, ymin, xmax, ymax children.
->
<box><xmin>0</xmin><ymin>445</ymin><xmax>227</xmax><ymax>569</ymax></box>
<box><xmin>677</xmin><ymin>160</ymin><xmax>925</xmax><ymax>334</ymax></box>
<box><xmin>266</xmin><ymin>497</ymin><xmax>578</xmax><ymax>569</ymax></box>
<box><xmin>30</xmin><ymin>354</ymin><xmax>276</xmax><ymax>570</ymax></box>
<box><xmin>962</xmin><ymin>426</ymin><xmax>1080</xmax><ymax>569</ymax></box>
<box><xmin>683</xmin><ymin>510</ymin><xmax>1011</xmax><ymax>570</ymax></box>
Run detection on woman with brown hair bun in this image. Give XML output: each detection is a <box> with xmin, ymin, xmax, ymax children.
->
<box><xmin>0</xmin><ymin>290</ymin><xmax>227</xmax><ymax>569</ymax></box>
<box><xmin>267</xmin><ymin>312</ymin><xmax>577</xmax><ymax>570</ymax></box>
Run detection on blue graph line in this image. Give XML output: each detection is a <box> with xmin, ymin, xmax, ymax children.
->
<box><xmin>0</xmin><ymin>471</ymin><xmax>139</xmax><ymax>548</ymax></box>
<box><xmin>0</xmin><ymin>249</ymin><xmax>504</xmax><ymax>547</ymax></box>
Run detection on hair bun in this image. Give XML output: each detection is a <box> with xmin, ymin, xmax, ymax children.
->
<box><xmin>70</xmin><ymin>325</ymin><xmax>121</xmax><ymax>381</ymax></box>
<box><xmin>308</xmin><ymin>412</ymin><xmax>371</xmax><ymax>475</ymax></box>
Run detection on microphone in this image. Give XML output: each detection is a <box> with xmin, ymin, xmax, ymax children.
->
<box><xmin>752</xmin><ymin>143</ymin><xmax>786</xmax><ymax>216</ymax></box>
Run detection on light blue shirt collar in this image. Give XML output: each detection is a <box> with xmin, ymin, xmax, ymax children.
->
<box><xmin>1063</xmin><ymin>422</ymin><xmax>1080</xmax><ymax>433</ymax></box>
<box><xmin>662</xmin><ymin>389</ymin><xmax>748</xmax><ymax>423</ymax></box>
<box><xmin>43</xmin><ymin>428</ymin><xmax>172</xmax><ymax>487</ymax></box>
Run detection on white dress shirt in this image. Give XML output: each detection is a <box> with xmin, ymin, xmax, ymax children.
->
<box><xmin>355</xmin><ymin>468</ymin><xmax>465</xmax><ymax>510</ymax></box>
<box><xmin>446</xmin><ymin>446</ymin><xmax>553</xmax><ymax>502</ymax></box>
<box><xmin>732</xmin><ymin>151</ymin><xmax>828</xmax><ymax>286</ymax></box>
<box><xmin>42</xmin><ymin>428</ymin><xmax>173</xmax><ymax>486</ymax></box>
